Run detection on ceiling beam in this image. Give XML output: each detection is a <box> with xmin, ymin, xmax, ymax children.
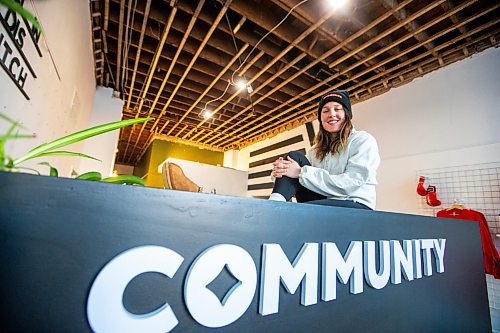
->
<box><xmin>329</xmin><ymin>0</ymin><xmax>446</xmax><ymax>69</ymax></box>
<box><xmin>204</xmin><ymin>0</ymin><xmax>420</xmax><ymax>146</ymax></box>
<box><xmin>237</xmin><ymin>29</ymin><xmax>499</xmax><ymax>150</ymax></box>
<box><xmin>213</xmin><ymin>0</ymin><xmax>488</xmax><ymax>147</ymax></box>
<box><xmin>128</xmin><ymin>0</ymin><xmax>235</xmax><ymax>163</ymax></box>
<box><xmin>115</xmin><ymin>0</ymin><xmax>125</xmax><ymax>91</ymax></box>
<box><xmin>125</xmin><ymin>0</ymin><xmax>151</xmax><ymax>109</ymax></box>
<box><xmin>187</xmin><ymin>4</ymin><xmax>343</xmax><ymax>142</ymax></box>
<box><xmin>131</xmin><ymin>4</ymin><xmax>177</xmax><ymax>130</ymax></box>
<box><xmin>105</xmin><ymin>14</ymin><xmax>314</xmax><ymax>97</ymax></box>
<box><xmin>224</xmin><ymin>16</ymin><xmax>499</xmax><ymax>149</ymax></box>
<box><xmin>270</xmin><ymin>0</ymin><xmax>383</xmax><ymax>73</ymax></box>
<box><xmin>378</xmin><ymin>0</ymin><xmax>436</xmax><ymax>52</ymax></box>
<box><xmin>122</xmin><ymin>0</ymin><xmax>206</xmax><ymax>160</ymax></box>
<box><xmin>165</xmin><ymin>43</ymin><xmax>250</xmax><ymax>136</ymax></box>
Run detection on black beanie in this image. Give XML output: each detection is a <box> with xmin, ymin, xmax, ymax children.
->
<box><xmin>317</xmin><ymin>90</ymin><xmax>352</xmax><ymax>121</ymax></box>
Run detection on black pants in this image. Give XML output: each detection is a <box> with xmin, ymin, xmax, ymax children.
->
<box><xmin>271</xmin><ymin>151</ymin><xmax>371</xmax><ymax>210</ymax></box>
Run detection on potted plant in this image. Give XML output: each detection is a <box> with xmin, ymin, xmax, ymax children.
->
<box><xmin>0</xmin><ymin>113</ymin><xmax>152</xmax><ymax>184</ymax></box>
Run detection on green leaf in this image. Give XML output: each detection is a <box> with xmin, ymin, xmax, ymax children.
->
<box><xmin>38</xmin><ymin>162</ymin><xmax>58</xmax><ymax>177</ymax></box>
<box><xmin>76</xmin><ymin>171</ymin><xmax>102</xmax><ymax>181</ymax></box>
<box><xmin>4</xmin><ymin>157</ymin><xmax>14</xmax><ymax>170</ymax></box>
<box><xmin>1</xmin><ymin>118</ymin><xmax>24</xmax><ymax>143</ymax></box>
<box><xmin>0</xmin><ymin>134</ymin><xmax>36</xmax><ymax>140</ymax></box>
<box><xmin>15</xmin><ymin>166</ymin><xmax>40</xmax><ymax>175</ymax></box>
<box><xmin>0</xmin><ymin>113</ymin><xmax>26</xmax><ymax>128</ymax></box>
<box><xmin>36</xmin><ymin>151</ymin><xmax>101</xmax><ymax>162</ymax></box>
<box><xmin>101</xmin><ymin>175</ymin><xmax>145</xmax><ymax>186</ymax></box>
<box><xmin>13</xmin><ymin>117</ymin><xmax>152</xmax><ymax>165</ymax></box>
<box><xmin>0</xmin><ymin>0</ymin><xmax>42</xmax><ymax>32</ymax></box>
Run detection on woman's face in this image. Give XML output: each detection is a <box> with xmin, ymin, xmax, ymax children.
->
<box><xmin>320</xmin><ymin>101</ymin><xmax>346</xmax><ymax>133</ymax></box>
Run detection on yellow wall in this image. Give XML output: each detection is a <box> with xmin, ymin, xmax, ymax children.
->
<box><xmin>134</xmin><ymin>139</ymin><xmax>224</xmax><ymax>188</ymax></box>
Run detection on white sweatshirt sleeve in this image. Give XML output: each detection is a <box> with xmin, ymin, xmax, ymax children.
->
<box><xmin>298</xmin><ymin>132</ymin><xmax>380</xmax><ymax>198</ymax></box>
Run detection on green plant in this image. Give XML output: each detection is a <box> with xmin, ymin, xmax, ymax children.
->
<box><xmin>0</xmin><ymin>113</ymin><xmax>152</xmax><ymax>186</ymax></box>
<box><xmin>76</xmin><ymin>171</ymin><xmax>145</xmax><ymax>186</ymax></box>
<box><xmin>0</xmin><ymin>0</ymin><xmax>42</xmax><ymax>32</ymax></box>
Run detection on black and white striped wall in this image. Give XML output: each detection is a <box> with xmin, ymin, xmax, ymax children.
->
<box><xmin>236</xmin><ymin>121</ymin><xmax>318</xmax><ymax>199</ymax></box>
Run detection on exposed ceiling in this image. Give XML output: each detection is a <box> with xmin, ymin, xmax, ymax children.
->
<box><xmin>89</xmin><ymin>0</ymin><xmax>499</xmax><ymax>165</ymax></box>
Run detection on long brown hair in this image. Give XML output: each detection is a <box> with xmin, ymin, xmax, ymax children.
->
<box><xmin>314</xmin><ymin>118</ymin><xmax>353</xmax><ymax>161</ymax></box>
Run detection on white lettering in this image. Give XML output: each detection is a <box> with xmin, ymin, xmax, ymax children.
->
<box><xmin>184</xmin><ymin>244</ymin><xmax>257</xmax><ymax>328</ymax></box>
<box><xmin>412</xmin><ymin>239</ymin><xmax>423</xmax><ymax>279</ymax></box>
<box><xmin>363</xmin><ymin>240</ymin><xmax>390</xmax><ymax>289</ymax></box>
<box><xmin>86</xmin><ymin>238</ymin><xmax>447</xmax><ymax>331</ymax></box>
<box><xmin>322</xmin><ymin>241</ymin><xmax>363</xmax><ymax>302</ymax></box>
<box><xmin>259</xmin><ymin>243</ymin><xmax>319</xmax><ymax>315</ymax></box>
<box><xmin>421</xmin><ymin>239</ymin><xmax>435</xmax><ymax>276</ymax></box>
<box><xmin>433</xmin><ymin>239</ymin><xmax>446</xmax><ymax>273</ymax></box>
<box><xmin>390</xmin><ymin>240</ymin><xmax>414</xmax><ymax>284</ymax></box>
<box><xmin>87</xmin><ymin>246</ymin><xmax>184</xmax><ymax>333</ymax></box>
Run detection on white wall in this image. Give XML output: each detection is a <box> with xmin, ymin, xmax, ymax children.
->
<box><xmin>0</xmin><ymin>0</ymin><xmax>96</xmax><ymax>176</ymax></box>
<box><xmin>354</xmin><ymin>47</ymin><xmax>500</xmax><ymax>214</ymax></box>
<box><xmin>78</xmin><ymin>87</ymin><xmax>123</xmax><ymax>176</ymax></box>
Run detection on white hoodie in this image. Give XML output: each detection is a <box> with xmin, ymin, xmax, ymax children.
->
<box><xmin>299</xmin><ymin>129</ymin><xmax>380</xmax><ymax>209</ymax></box>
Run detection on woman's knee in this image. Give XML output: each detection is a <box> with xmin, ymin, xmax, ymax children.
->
<box><xmin>286</xmin><ymin>150</ymin><xmax>310</xmax><ymax>166</ymax></box>
<box><xmin>286</xmin><ymin>150</ymin><xmax>305</xmax><ymax>160</ymax></box>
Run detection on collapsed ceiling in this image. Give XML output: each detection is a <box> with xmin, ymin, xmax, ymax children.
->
<box><xmin>89</xmin><ymin>0</ymin><xmax>499</xmax><ymax>165</ymax></box>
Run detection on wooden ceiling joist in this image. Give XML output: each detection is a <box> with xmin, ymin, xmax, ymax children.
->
<box><xmin>114</xmin><ymin>0</ymin><xmax>125</xmax><ymax>91</ymax></box>
<box><xmin>165</xmin><ymin>43</ymin><xmax>250</xmax><ymax>136</ymax></box>
<box><xmin>228</xmin><ymin>25</ymin><xmax>499</xmax><ymax>150</ymax></box>
<box><xmin>88</xmin><ymin>0</ymin><xmax>499</xmax><ymax>163</ymax></box>
<box><xmin>188</xmin><ymin>5</ymin><xmax>346</xmax><ymax>142</ymax></box>
<box><xmin>214</xmin><ymin>5</ymin><xmax>498</xmax><ymax>148</ymax></box>
<box><xmin>200</xmin><ymin>0</ymin><xmax>419</xmax><ymax>144</ymax></box>
<box><xmin>122</xmin><ymin>1</ymin><xmax>196</xmax><ymax>159</ymax></box>
<box><xmin>204</xmin><ymin>0</ymin><xmax>461</xmax><ymax>146</ymax></box>
<box><xmin>125</xmin><ymin>0</ymin><xmax>151</xmax><ymax>109</ymax></box>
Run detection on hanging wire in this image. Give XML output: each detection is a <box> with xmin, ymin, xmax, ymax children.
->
<box><xmin>104</xmin><ymin>53</ymin><xmax>117</xmax><ymax>88</ymax></box>
<box><xmin>223</xmin><ymin>3</ymin><xmax>244</xmax><ymax>69</ymax></box>
<box><xmin>200</xmin><ymin>0</ymin><xmax>310</xmax><ymax>116</ymax></box>
<box><xmin>29</xmin><ymin>0</ymin><xmax>61</xmax><ymax>80</ymax></box>
<box><xmin>125</xmin><ymin>0</ymin><xmax>138</xmax><ymax>91</ymax></box>
<box><xmin>121</xmin><ymin>0</ymin><xmax>137</xmax><ymax>93</ymax></box>
<box><xmin>230</xmin><ymin>0</ymin><xmax>309</xmax><ymax>85</ymax></box>
<box><xmin>201</xmin><ymin>80</ymin><xmax>232</xmax><ymax>114</ymax></box>
<box><xmin>121</xmin><ymin>0</ymin><xmax>132</xmax><ymax>92</ymax></box>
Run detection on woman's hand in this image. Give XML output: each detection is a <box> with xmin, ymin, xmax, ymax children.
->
<box><xmin>272</xmin><ymin>156</ymin><xmax>301</xmax><ymax>179</ymax></box>
<box><xmin>284</xmin><ymin>156</ymin><xmax>301</xmax><ymax>178</ymax></box>
<box><xmin>272</xmin><ymin>157</ymin><xmax>288</xmax><ymax>178</ymax></box>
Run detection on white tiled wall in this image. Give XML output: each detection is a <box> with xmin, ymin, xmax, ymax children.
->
<box><xmin>417</xmin><ymin>162</ymin><xmax>500</xmax><ymax>331</ymax></box>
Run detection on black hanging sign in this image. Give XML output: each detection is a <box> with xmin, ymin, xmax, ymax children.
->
<box><xmin>0</xmin><ymin>172</ymin><xmax>492</xmax><ymax>332</ymax></box>
<box><xmin>0</xmin><ymin>0</ymin><xmax>42</xmax><ymax>100</ymax></box>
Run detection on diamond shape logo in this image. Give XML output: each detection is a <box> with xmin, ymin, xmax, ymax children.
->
<box><xmin>206</xmin><ymin>264</ymin><xmax>241</xmax><ymax>304</ymax></box>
